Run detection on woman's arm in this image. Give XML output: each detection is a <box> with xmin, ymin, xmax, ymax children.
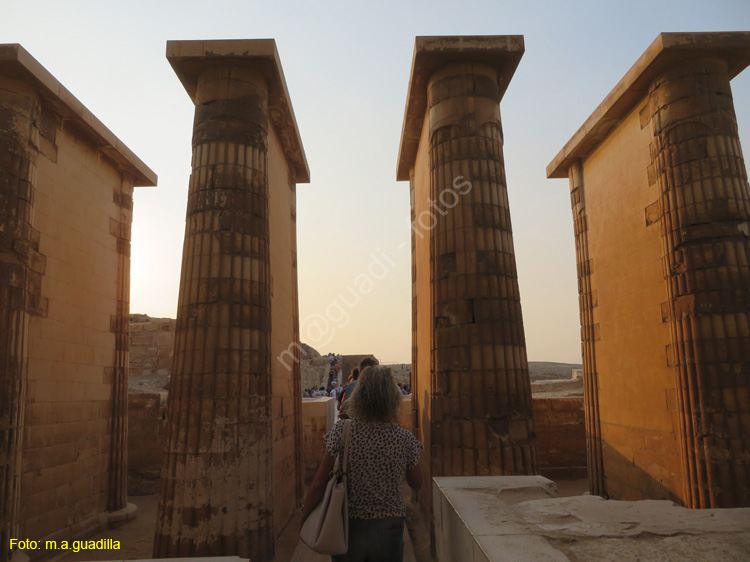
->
<box><xmin>301</xmin><ymin>450</ymin><xmax>336</xmax><ymax>522</ymax></box>
<box><xmin>406</xmin><ymin>462</ymin><xmax>422</xmax><ymax>491</ymax></box>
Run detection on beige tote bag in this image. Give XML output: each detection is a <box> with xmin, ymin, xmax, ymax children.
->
<box><xmin>300</xmin><ymin>420</ymin><xmax>352</xmax><ymax>554</ymax></box>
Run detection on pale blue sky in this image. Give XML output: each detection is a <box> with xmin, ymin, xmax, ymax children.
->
<box><xmin>4</xmin><ymin>0</ymin><xmax>749</xmax><ymax>363</ymax></box>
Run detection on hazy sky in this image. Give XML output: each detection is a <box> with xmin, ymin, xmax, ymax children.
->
<box><xmin>4</xmin><ymin>1</ymin><xmax>749</xmax><ymax>364</ymax></box>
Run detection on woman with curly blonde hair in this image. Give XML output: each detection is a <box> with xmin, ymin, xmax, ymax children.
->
<box><xmin>302</xmin><ymin>365</ymin><xmax>423</xmax><ymax>561</ymax></box>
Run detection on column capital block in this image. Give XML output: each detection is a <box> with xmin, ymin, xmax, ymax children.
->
<box><xmin>396</xmin><ymin>35</ymin><xmax>525</xmax><ymax>181</ymax></box>
<box><xmin>547</xmin><ymin>32</ymin><xmax>750</xmax><ymax>179</ymax></box>
<box><xmin>167</xmin><ymin>39</ymin><xmax>309</xmax><ymax>183</ymax></box>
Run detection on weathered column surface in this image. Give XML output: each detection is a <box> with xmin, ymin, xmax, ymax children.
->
<box><xmin>0</xmin><ymin>75</ymin><xmax>42</xmax><ymax>562</ymax></box>
<box><xmin>397</xmin><ymin>37</ymin><xmax>537</xmax><ymax>516</ymax></box>
<box><xmin>567</xmin><ymin>160</ymin><xmax>605</xmax><ymax>497</ymax></box>
<box><xmin>155</xmin><ymin>44</ymin><xmax>274</xmax><ymax>560</ymax></box>
<box><xmin>108</xmin><ymin>174</ymin><xmax>134</xmax><ymax>515</ymax></box>
<box><xmin>650</xmin><ymin>57</ymin><xmax>750</xmax><ymax>508</ymax></box>
<box><xmin>426</xmin><ymin>60</ymin><xmax>537</xmax><ymax>477</ymax></box>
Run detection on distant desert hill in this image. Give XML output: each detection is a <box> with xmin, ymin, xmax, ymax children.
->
<box><xmin>528</xmin><ymin>361</ymin><xmax>582</xmax><ymax>381</ymax></box>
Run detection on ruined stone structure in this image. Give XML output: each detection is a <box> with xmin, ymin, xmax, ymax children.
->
<box><xmin>0</xmin><ymin>45</ymin><xmax>156</xmax><ymax>562</ymax></box>
<box><xmin>128</xmin><ymin>392</ymin><xmax>167</xmax><ymax>496</ymax></box>
<box><xmin>548</xmin><ymin>32</ymin><xmax>750</xmax><ymax>508</ymax></box>
<box><xmin>129</xmin><ymin>314</ymin><xmax>175</xmax><ymax>379</ymax></box>
<box><xmin>397</xmin><ymin>36</ymin><xmax>539</xmax><ymax>520</ymax></box>
<box><xmin>127</xmin><ymin>316</ymin><xmax>172</xmax><ymax>496</ymax></box>
<box><xmin>533</xmin><ymin>396</ymin><xmax>586</xmax><ymax>480</ymax></box>
<box><xmin>154</xmin><ymin>40</ymin><xmax>309</xmax><ymax>561</ymax></box>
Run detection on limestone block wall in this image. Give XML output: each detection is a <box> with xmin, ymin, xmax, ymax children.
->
<box><xmin>533</xmin><ymin>397</ymin><xmax>586</xmax><ymax>479</ymax></box>
<box><xmin>268</xmin><ymin>123</ymin><xmax>303</xmax><ymax>532</ymax></box>
<box><xmin>129</xmin><ymin>315</ymin><xmax>175</xmax><ymax>378</ymax></box>
<box><xmin>0</xmin><ymin>44</ymin><xmax>156</xmax><ymax>561</ymax></box>
<box><xmin>24</xmin><ymin>118</ymin><xmax>127</xmax><ymax>541</ymax></box>
<box><xmin>127</xmin><ymin>392</ymin><xmax>167</xmax><ymax>495</ymax></box>
<box><xmin>578</xmin><ymin>104</ymin><xmax>680</xmax><ymax>501</ymax></box>
<box><xmin>301</xmin><ymin>398</ymin><xmax>336</xmax><ymax>485</ymax></box>
<box><xmin>547</xmin><ymin>32</ymin><xmax>750</xmax><ymax>507</ymax></box>
<box><xmin>337</xmin><ymin>354</ymin><xmax>374</xmax><ymax>380</ymax></box>
<box><xmin>299</xmin><ymin>354</ymin><xmax>411</xmax><ymax>391</ymax></box>
<box><xmin>384</xmin><ymin>363</ymin><xmax>412</xmax><ymax>386</ymax></box>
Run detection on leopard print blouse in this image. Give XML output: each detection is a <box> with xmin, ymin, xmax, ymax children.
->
<box><xmin>324</xmin><ymin>419</ymin><xmax>422</xmax><ymax>519</ymax></box>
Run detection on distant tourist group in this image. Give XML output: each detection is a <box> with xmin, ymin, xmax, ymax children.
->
<box><xmin>303</xmin><ymin>355</ymin><xmax>412</xmax><ymax>403</ymax></box>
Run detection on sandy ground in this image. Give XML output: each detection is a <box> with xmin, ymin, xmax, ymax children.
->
<box><xmin>54</xmin><ymin>496</ymin><xmax>158</xmax><ymax>562</ymax></box>
<box><xmin>51</xmin><ymin>479</ymin><xmax>588</xmax><ymax>562</ymax></box>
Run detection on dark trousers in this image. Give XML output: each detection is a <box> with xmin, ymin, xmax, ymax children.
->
<box><xmin>331</xmin><ymin>516</ymin><xmax>405</xmax><ymax>562</ymax></box>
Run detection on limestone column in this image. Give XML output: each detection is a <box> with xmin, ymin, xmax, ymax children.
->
<box><xmin>290</xmin><ymin>179</ymin><xmax>304</xmax><ymax>513</ymax></box>
<box><xmin>427</xmin><ymin>61</ymin><xmax>537</xmax><ymax>477</ymax></box>
<box><xmin>567</xmin><ymin>160</ymin><xmax>605</xmax><ymax>497</ymax></box>
<box><xmin>154</xmin><ymin>64</ymin><xmax>274</xmax><ymax>559</ymax></box>
<box><xmin>108</xmin><ymin>175</ymin><xmax>134</xmax><ymax>514</ymax></box>
<box><xmin>650</xmin><ymin>57</ymin><xmax>750</xmax><ymax>508</ymax></box>
<box><xmin>0</xmin><ymin>78</ymin><xmax>42</xmax><ymax>562</ymax></box>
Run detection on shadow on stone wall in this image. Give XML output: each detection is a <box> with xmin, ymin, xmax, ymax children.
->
<box><xmin>599</xmin><ymin>441</ymin><xmax>684</xmax><ymax>505</ymax></box>
<box><xmin>533</xmin><ymin>397</ymin><xmax>587</xmax><ymax>480</ymax></box>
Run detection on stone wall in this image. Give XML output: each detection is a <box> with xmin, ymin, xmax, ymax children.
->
<box><xmin>384</xmin><ymin>363</ymin><xmax>412</xmax><ymax>386</ymax></box>
<box><xmin>301</xmin><ymin>398</ymin><xmax>336</xmax><ymax>485</ymax></box>
<box><xmin>127</xmin><ymin>319</ymin><xmax>585</xmax><ymax>492</ymax></box>
<box><xmin>547</xmin><ymin>33</ymin><xmax>750</xmax><ymax>507</ymax></box>
<box><xmin>129</xmin><ymin>315</ymin><xmax>175</xmax><ymax>380</ymax></box>
<box><xmin>130</xmin><ymin>379</ymin><xmax>586</xmax><ymax>499</ymax></box>
<box><xmin>533</xmin><ymin>397</ymin><xmax>586</xmax><ymax>479</ymax></box>
<box><xmin>337</xmin><ymin>354</ymin><xmax>374</xmax><ymax>381</ymax></box>
<box><xmin>267</xmin><ymin>122</ymin><xmax>304</xmax><ymax>535</ymax></box>
<box><xmin>127</xmin><ymin>393</ymin><xmax>167</xmax><ymax>496</ymax></box>
<box><xmin>0</xmin><ymin>44</ymin><xmax>155</xmax><ymax>559</ymax></box>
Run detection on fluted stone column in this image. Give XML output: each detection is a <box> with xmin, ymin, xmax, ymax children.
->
<box><xmin>567</xmin><ymin>160</ymin><xmax>606</xmax><ymax>497</ymax></box>
<box><xmin>0</xmin><ymin>77</ymin><xmax>43</xmax><ymax>562</ymax></box>
<box><xmin>108</xmin><ymin>177</ymin><xmax>134</xmax><ymax>515</ymax></box>
<box><xmin>650</xmin><ymin>58</ymin><xmax>750</xmax><ymax>508</ymax></box>
<box><xmin>426</xmin><ymin>61</ymin><xmax>537</xmax><ymax>477</ymax></box>
<box><xmin>154</xmin><ymin>64</ymin><xmax>274</xmax><ymax>559</ymax></box>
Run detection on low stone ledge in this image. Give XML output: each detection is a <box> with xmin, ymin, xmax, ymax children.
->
<box><xmin>301</xmin><ymin>397</ymin><xmax>336</xmax><ymax>484</ymax></box>
<box><xmin>433</xmin><ymin>475</ymin><xmax>750</xmax><ymax>562</ymax></box>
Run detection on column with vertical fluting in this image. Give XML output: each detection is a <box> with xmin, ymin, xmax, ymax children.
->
<box><xmin>567</xmin><ymin>160</ymin><xmax>605</xmax><ymax>497</ymax></box>
<box><xmin>290</xmin><ymin>175</ymin><xmax>304</xmax><ymax>512</ymax></box>
<box><xmin>410</xmin><ymin>171</ymin><xmax>420</xmax><ymax>435</ymax></box>
<box><xmin>0</xmin><ymin>79</ymin><xmax>40</xmax><ymax>562</ymax></box>
<box><xmin>650</xmin><ymin>58</ymin><xmax>750</xmax><ymax>508</ymax></box>
<box><xmin>427</xmin><ymin>62</ymin><xmax>537</xmax><ymax>477</ymax></box>
<box><xmin>108</xmin><ymin>175</ymin><xmax>134</xmax><ymax>514</ymax></box>
<box><xmin>154</xmin><ymin>66</ymin><xmax>274</xmax><ymax>559</ymax></box>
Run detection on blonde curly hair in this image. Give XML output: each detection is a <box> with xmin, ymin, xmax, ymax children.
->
<box><xmin>347</xmin><ymin>365</ymin><xmax>402</xmax><ymax>423</ymax></box>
